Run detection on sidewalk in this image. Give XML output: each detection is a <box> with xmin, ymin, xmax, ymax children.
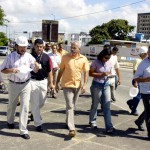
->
<box><xmin>0</xmin><ymin>90</ymin><xmax>149</xmax><ymax>150</ymax></box>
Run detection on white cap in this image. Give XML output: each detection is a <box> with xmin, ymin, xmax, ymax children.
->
<box><xmin>139</xmin><ymin>46</ymin><xmax>148</xmax><ymax>54</ymax></box>
<box><xmin>16</xmin><ymin>36</ymin><xmax>28</xmax><ymax>46</ymax></box>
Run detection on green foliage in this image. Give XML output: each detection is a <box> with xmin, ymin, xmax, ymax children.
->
<box><xmin>0</xmin><ymin>32</ymin><xmax>8</xmax><ymax>46</ymax></box>
<box><xmin>89</xmin><ymin>19</ymin><xmax>135</xmax><ymax>44</ymax></box>
<box><xmin>0</xmin><ymin>6</ymin><xmax>5</xmax><ymax>25</ymax></box>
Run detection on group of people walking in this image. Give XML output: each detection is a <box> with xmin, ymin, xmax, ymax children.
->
<box><xmin>0</xmin><ymin>35</ymin><xmax>150</xmax><ymax>141</ymax></box>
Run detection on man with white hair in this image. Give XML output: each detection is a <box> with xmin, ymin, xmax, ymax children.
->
<box><xmin>56</xmin><ymin>41</ymin><xmax>89</xmax><ymax>137</ymax></box>
<box><xmin>1</xmin><ymin>36</ymin><xmax>39</xmax><ymax>139</ymax></box>
<box><xmin>127</xmin><ymin>46</ymin><xmax>148</xmax><ymax>116</ymax></box>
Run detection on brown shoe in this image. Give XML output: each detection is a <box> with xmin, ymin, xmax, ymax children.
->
<box><xmin>68</xmin><ymin>130</ymin><xmax>76</xmax><ymax>137</ymax></box>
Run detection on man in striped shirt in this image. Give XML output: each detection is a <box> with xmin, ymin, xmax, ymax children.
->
<box><xmin>1</xmin><ymin>36</ymin><xmax>39</xmax><ymax>140</ymax></box>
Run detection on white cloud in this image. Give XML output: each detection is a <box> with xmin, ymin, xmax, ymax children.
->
<box><xmin>0</xmin><ymin>0</ymin><xmax>150</xmax><ymax>38</ymax></box>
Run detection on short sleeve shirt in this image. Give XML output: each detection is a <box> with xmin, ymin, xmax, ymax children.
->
<box><xmin>91</xmin><ymin>59</ymin><xmax>112</xmax><ymax>84</ymax></box>
<box><xmin>60</xmin><ymin>53</ymin><xmax>89</xmax><ymax>88</ymax></box>
<box><xmin>1</xmin><ymin>51</ymin><xmax>35</xmax><ymax>82</ymax></box>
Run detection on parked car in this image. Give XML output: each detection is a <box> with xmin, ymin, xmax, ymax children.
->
<box><xmin>0</xmin><ymin>46</ymin><xmax>9</xmax><ymax>56</ymax></box>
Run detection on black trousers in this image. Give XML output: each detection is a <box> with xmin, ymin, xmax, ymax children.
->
<box><xmin>141</xmin><ymin>94</ymin><xmax>150</xmax><ymax>137</ymax></box>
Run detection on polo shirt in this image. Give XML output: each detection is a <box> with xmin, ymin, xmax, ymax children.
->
<box><xmin>134</xmin><ymin>57</ymin><xmax>150</xmax><ymax>94</ymax></box>
<box><xmin>91</xmin><ymin>59</ymin><xmax>112</xmax><ymax>84</ymax></box>
<box><xmin>60</xmin><ymin>53</ymin><xmax>89</xmax><ymax>88</ymax></box>
<box><xmin>31</xmin><ymin>51</ymin><xmax>51</xmax><ymax>80</ymax></box>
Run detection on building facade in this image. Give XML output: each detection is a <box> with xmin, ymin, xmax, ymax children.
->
<box><xmin>137</xmin><ymin>13</ymin><xmax>150</xmax><ymax>39</ymax></box>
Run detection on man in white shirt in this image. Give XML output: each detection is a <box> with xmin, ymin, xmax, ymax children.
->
<box><xmin>1</xmin><ymin>36</ymin><xmax>39</xmax><ymax>140</ymax></box>
<box><xmin>109</xmin><ymin>47</ymin><xmax>121</xmax><ymax>102</ymax></box>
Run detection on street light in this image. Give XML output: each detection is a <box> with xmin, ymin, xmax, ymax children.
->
<box><xmin>51</xmin><ymin>14</ymin><xmax>55</xmax><ymax>20</ymax></box>
<box><xmin>4</xmin><ymin>19</ymin><xmax>10</xmax><ymax>37</ymax></box>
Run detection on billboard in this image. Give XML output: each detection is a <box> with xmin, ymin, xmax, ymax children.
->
<box><xmin>42</xmin><ymin>20</ymin><xmax>59</xmax><ymax>42</ymax></box>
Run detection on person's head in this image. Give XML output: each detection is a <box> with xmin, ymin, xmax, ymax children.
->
<box><xmin>51</xmin><ymin>44</ymin><xmax>57</xmax><ymax>53</ymax></box>
<box><xmin>138</xmin><ymin>46</ymin><xmax>148</xmax><ymax>59</ymax></box>
<box><xmin>70</xmin><ymin>41</ymin><xmax>81</xmax><ymax>56</ymax></box>
<box><xmin>45</xmin><ymin>43</ymin><xmax>51</xmax><ymax>52</ymax></box>
<box><xmin>104</xmin><ymin>44</ymin><xmax>111</xmax><ymax>50</ymax></box>
<box><xmin>16</xmin><ymin>36</ymin><xmax>28</xmax><ymax>55</ymax></box>
<box><xmin>97</xmin><ymin>48</ymin><xmax>111</xmax><ymax>63</ymax></box>
<box><xmin>58</xmin><ymin>42</ymin><xmax>63</xmax><ymax>50</ymax></box>
<box><xmin>112</xmin><ymin>46</ymin><xmax>119</xmax><ymax>55</ymax></box>
<box><xmin>34</xmin><ymin>39</ymin><xmax>44</xmax><ymax>55</ymax></box>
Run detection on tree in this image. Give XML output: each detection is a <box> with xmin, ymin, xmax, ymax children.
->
<box><xmin>89</xmin><ymin>19</ymin><xmax>135</xmax><ymax>44</ymax></box>
<box><xmin>0</xmin><ymin>32</ymin><xmax>8</xmax><ymax>46</ymax></box>
<box><xmin>0</xmin><ymin>6</ymin><xmax>5</xmax><ymax>25</ymax></box>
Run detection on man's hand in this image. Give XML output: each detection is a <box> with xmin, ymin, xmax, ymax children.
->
<box><xmin>12</xmin><ymin>68</ymin><xmax>20</xmax><ymax>73</ymax></box>
<box><xmin>55</xmin><ymin>83</ymin><xmax>60</xmax><ymax>93</ymax></box>
<box><xmin>133</xmin><ymin>80</ymin><xmax>138</xmax><ymax>88</ymax></box>
<box><xmin>118</xmin><ymin>79</ymin><xmax>121</xmax><ymax>85</ymax></box>
<box><xmin>81</xmin><ymin>84</ymin><xmax>86</xmax><ymax>94</ymax></box>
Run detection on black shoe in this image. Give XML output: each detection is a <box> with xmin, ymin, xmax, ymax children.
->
<box><xmin>106</xmin><ymin>127</ymin><xmax>115</xmax><ymax>134</ymax></box>
<box><xmin>36</xmin><ymin>125</ymin><xmax>43</xmax><ymax>132</ymax></box>
<box><xmin>111</xmin><ymin>97</ymin><xmax>116</xmax><ymax>102</ymax></box>
<box><xmin>131</xmin><ymin>111</ymin><xmax>139</xmax><ymax>116</ymax></box>
<box><xmin>135</xmin><ymin>120</ymin><xmax>145</xmax><ymax>131</ymax></box>
<box><xmin>7</xmin><ymin>123</ymin><xmax>15</xmax><ymax>129</ymax></box>
<box><xmin>21</xmin><ymin>134</ymin><xmax>30</xmax><ymax>139</ymax></box>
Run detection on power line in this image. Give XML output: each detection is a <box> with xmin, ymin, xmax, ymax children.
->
<box><xmin>9</xmin><ymin>0</ymin><xmax>148</xmax><ymax>24</ymax></box>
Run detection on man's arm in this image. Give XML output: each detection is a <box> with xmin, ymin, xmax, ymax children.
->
<box><xmin>1</xmin><ymin>68</ymin><xmax>19</xmax><ymax>74</ymax></box>
<box><xmin>81</xmin><ymin>70</ymin><xmax>89</xmax><ymax>94</ymax></box>
<box><xmin>115</xmin><ymin>68</ymin><xmax>121</xmax><ymax>85</ymax></box>
<box><xmin>134</xmin><ymin>77</ymin><xmax>150</xmax><ymax>83</ymax></box>
<box><xmin>55</xmin><ymin>69</ymin><xmax>64</xmax><ymax>92</ymax></box>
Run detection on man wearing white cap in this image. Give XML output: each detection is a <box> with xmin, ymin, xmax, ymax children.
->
<box><xmin>133</xmin><ymin>45</ymin><xmax>150</xmax><ymax>140</ymax></box>
<box><xmin>127</xmin><ymin>46</ymin><xmax>148</xmax><ymax>116</ymax></box>
<box><xmin>1</xmin><ymin>36</ymin><xmax>39</xmax><ymax>139</ymax></box>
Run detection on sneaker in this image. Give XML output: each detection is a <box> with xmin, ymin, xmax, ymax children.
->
<box><xmin>135</xmin><ymin>120</ymin><xmax>145</xmax><ymax>131</ymax></box>
<box><xmin>21</xmin><ymin>134</ymin><xmax>30</xmax><ymax>140</ymax></box>
<box><xmin>68</xmin><ymin>130</ymin><xmax>76</xmax><ymax>137</ymax></box>
<box><xmin>89</xmin><ymin>123</ymin><xmax>97</xmax><ymax>129</ymax></box>
<box><xmin>36</xmin><ymin>125</ymin><xmax>43</xmax><ymax>132</ymax></box>
<box><xmin>7</xmin><ymin>123</ymin><xmax>15</xmax><ymax>129</ymax></box>
<box><xmin>106</xmin><ymin>127</ymin><xmax>115</xmax><ymax>134</ymax></box>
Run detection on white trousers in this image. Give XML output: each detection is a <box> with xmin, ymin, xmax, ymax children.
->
<box><xmin>63</xmin><ymin>88</ymin><xmax>80</xmax><ymax>131</ymax></box>
<box><xmin>7</xmin><ymin>81</ymin><xmax>31</xmax><ymax>135</ymax></box>
<box><xmin>30</xmin><ymin>79</ymin><xmax>48</xmax><ymax>127</ymax></box>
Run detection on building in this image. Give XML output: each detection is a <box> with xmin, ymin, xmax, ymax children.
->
<box><xmin>137</xmin><ymin>13</ymin><xmax>150</xmax><ymax>39</ymax></box>
<box><xmin>67</xmin><ymin>32</ymin><xmax>91</xmax><ymax>46</ymax></box>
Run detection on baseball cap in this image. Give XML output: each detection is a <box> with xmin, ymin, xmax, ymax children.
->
<box><xmin>138</xmin><ymin>46</ymin><xmax>148</xmax><ymax>54</ymax></box>
<box><xmin>16</xmin><ymin>36</ymin><xmax>28</xmax><ymax>47</ymax></box>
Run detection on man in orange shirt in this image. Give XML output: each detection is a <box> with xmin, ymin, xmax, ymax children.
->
<box><xmin>56</xmin><ymin>41</ymin><xmax>89</xmax><ymax>137</ymax></box>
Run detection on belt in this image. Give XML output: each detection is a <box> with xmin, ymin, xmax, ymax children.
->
<box><xmin>9</xmin><ymin>79</ymin><xmax>30</xmax><ymax>84</ymax></box>
<box><xmin>31</xmin><ymin>77</ymin><xmax>47</xmax><ymax>81</ymax></box>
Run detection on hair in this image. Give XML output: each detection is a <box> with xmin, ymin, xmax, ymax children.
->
<box><xmin>112</xmin><ymin>46</ymin><xmax>118</xmax><ymax>51</ymax></box>
<box><xmin>71</xmin><ymin>41</ymin><xmax>81</xmax><ymax>48</ymax></box>
<box><xmin>97</xmin><ymin>48</ymin><xmax>111</xmax><ymax>61</ymax></box>
<box><xmin>34</xmin><ymin>39</ymin><xmax>44</xmax><ymax>45</ymax></box>
<box><xmin>104</xmin><ymin>44</ymin><xmax>111</xmax><ymax>50</ymax></box>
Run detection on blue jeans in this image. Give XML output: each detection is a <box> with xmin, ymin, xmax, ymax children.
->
<box><xmin>89</xmin><ymin>81</ymin><xmax>113</xmax><ymax>130</ymax></box>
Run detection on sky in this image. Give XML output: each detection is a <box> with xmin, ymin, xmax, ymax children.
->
<box><xmin>0</xmin><ymin>0</ymin><xmax>150</xmax><ymax>39</ymax></box>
